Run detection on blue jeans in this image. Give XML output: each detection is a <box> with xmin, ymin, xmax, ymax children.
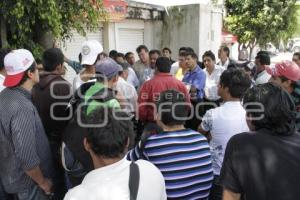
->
<box><xmin>0</xmin><ymin>180</ymin><xmax>13</xmax><ymax>200</ymax></box>
<box><xmin>16</xmin><ymin>185</ymin><xmax>50</xmax><ymax>200</ymax></box>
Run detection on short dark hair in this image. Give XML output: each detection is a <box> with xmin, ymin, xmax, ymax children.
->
<box><xmin>156</xmin><ymin>89</ymin><xmax>188</xmax><ymax>126</ymax></box>
<box><xmin>255</xmin><ymin>51</ymin><xmax>270</xmax><ymax>65</ymax></box>
<box><xmin>202</xmin><ymin>50</ymin><xmax>216</xmax><ymax>61</ymax></box>
<box><xmin>116</xmin><ymin>52</ymin><xmax>125</xmax><ymax>59</ymax></box>
<box><xmin>293</xmin><ymin>52</ymin><xmax>300</xmax><ymax>60</ymax></box>
<box><xmin>162</xmin><ymin>47</ymin><xmax>172</xmax><ymax>54</ymax></box>
<box><xmin>42</xmin><ymin>48</ymin><xmax>64</xmax><ymax>72</ymax></box>
<box><xmin>179</xmin><ymin>51</ymin><xmax>187</xmax><ymax>57</ymax></box>
<box><xmin>16</xmin><ymin>62</ymin><xmax>37</xmax><ymax>87</ymax></box>
<box><xmin>84</xmin><ymin>107</ymin><xmax>134</xmax><ymax>158</ymax></box>
<box><xmin>109</xmin><ymin>50</ymin><xmax>118</xmax><ymax>59</ymax></box>
<box><xmin>243</xmin><ymin>83</ymin><xmax>296</xmax><ymax>136</ymax></box>
<box><xmin>221</xmin><ymin>46</ymin><xmax>230</xmax><ymax>57</ymax></box>
<box><xmin>149</xmin><ymin>49</ymin><xmax>162</xmax><ymax>57</ymax></box>
<box><xmin>125</xmin><ymin>52</ymin><xmax>134</xmax><ymax>59</ymax></box>
<box><xmin>136</xmin><ymin>45</ymin><xmax>149</xmax><ymax>54</ymax></box>
<box><xmin>179</xmin><ymin>47</ymin><xmax>187</xmax><ymax>53</ymax></box>
<box><xmin>0</xmin><ymin>48</ymin><xmax>11</xmax><ymax>70</ymax></box>
<box><xmin>155</xmin><ymin>57</ymin><xmax>171</xmax><ymax>73</ymax></box>
<box><xmin>220</xmin><ymin>68</ymin><xmax>251</xmax><ymax>98</ymax></box>
<box><xmin>186</xmin><ymin>51</ymin><xmax>198</xmax><ymax>60</ymax></box>
<box><xmin>186</xmin><ymin>47</ymin><xmax>195</xmax><ymax>53</ymax></box>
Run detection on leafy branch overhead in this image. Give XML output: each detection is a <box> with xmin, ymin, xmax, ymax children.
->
<box><xmin>0</xmin><ymin>0</ymin><xmax>107</xmax><ymax>57</ymax></box>
<box><xmin>225</xmin><ymin>0</ymin><xmax>298</xmax><ymax>47</ymax></box>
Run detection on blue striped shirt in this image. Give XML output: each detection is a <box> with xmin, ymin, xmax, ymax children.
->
<box><xmin>128</xmin><ymin>129</ymin><xmax>213</xmax><ymax>199</ymax></box>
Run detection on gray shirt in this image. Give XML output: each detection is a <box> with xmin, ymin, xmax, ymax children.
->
<box><xmin>0</xmin><ymin>87</ymin><xmax>53</xmax><ymax>193</ymax></box>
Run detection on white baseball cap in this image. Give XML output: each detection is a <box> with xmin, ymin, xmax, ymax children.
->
<box><xmin>4</xmin><ymin>49</ymin><xmax>35</xmax><ymax>87</ymax></box>
<box><xmin>81</xmin><ymin>40</ymin><xmax>103</xmax><ymax>65</ymax></box>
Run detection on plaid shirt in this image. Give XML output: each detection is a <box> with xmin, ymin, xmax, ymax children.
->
<box><xmin>0</xmin><ymin>87</ymin><xmax>54</xmax><ymax>193</ymax></box>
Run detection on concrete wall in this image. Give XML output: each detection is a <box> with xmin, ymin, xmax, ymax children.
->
<box><xmin>161</xmin><ymin>5</ymin><xmax>200</xmax><ymax>59</ymax></box>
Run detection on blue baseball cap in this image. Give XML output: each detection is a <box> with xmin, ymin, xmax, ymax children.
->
<box><xmin>95</xmin><ymin>58</ymin><xmax>123</xmax><ymax>79</ymax></box>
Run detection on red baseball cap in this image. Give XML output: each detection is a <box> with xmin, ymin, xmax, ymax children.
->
<box><xmin>266</xmin><ymin>60</ymin><xmax>300</xmax><ymax>81</ymax></box>
<box><xmin>3</xmin><ymin>49</ymin><xmax>35</xmax><ymax>87</ymax></box>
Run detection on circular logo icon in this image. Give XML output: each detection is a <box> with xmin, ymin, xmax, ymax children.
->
<box><xmin>82</xmin><ymin>45</ymin><xmax>91</xmax><ymax>56</ymax></box>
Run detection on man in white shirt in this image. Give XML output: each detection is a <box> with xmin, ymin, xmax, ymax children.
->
<box><xmin>217</xmin><ymin>46</ymin><xmax>236</xmax><ymax>70</ymax></box>
<box><xmin>73</xmin><ymin>40</ymin><xmax>103</xmax><ymax>92</ymax></box>
<box><xmin>0</xmin><ymin>49</ymin><xmax>11</xmax><ymax>92</ymax></box>
<box><xmin>64</xmin><ymin>108</ymin><xmax>167</xmax><ymax>200</ymax></box>
<box><xmin>116</xmin><ymin>62</ymin><xmax>138</xmax><ymax>116</ymax></box>
<box><xmin>198</xmin><ymin>68</ymin><xmax>251</xmax><ymax>200</ymax></box>
<box><xmin>254</xmin><ymin>51</ymin><xmax>271</xmax><ymax>85</ymax></box>
<box><xmin>202</xmin><ymin>51</ymin><xmax>225</xmax><ymax>103</ymax></box>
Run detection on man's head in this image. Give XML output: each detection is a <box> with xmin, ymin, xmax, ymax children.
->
<box><xmin>185</xmin><ymin>52</ymin><xmax>198</xmax><ymax>70</ymax></box>
<box><xmin>0</xmin><ymin>48</ymin><xmax>11</xmax><ymax>73</ymax></box>
<box><xmin>109</xmin><ymin>50</ymin><xmax>118</xmax><ymax>60</ymax></box>
<box><xmin>4</xmin><ymin>49</ymin><xmax>39</xmax><ymax>88</ymax></box>
<box><xmin>95</xmin><ymin>58</ymin><xmax>122</xmax><ymax>87</ymax></box>
<box><xmin>156</xmin><ymin>89</ymin><xmax>189</xmax><ymax>128</ymax></box>
<box><xmin>178</xmin><ymin>47</ymin><xmax>187</xmax><ymax>55</ymax></box>
<box><xmin>218</xmin><ymin>46</ymin><xmax>230</xmax><ymax>61</ymax></box>
<box><xmin>162</xmin><ymin>47</ymin><xmax>172</xmax><ymax>59</ymax></box>
<box><xmin>42</xmin><ymin>48</ymin><xmax>65</xmax><ymax>74</ymax></box>
<box><xmin>255</xmin><ymin>51</ymin><xmax>270</xmax><ymax>73</ymax></box>
<box><xmin>81</xmin><ymin>40</ymin><xmax>103</xmax><ymax>66</ymax></box>
<box><xmin>202</xmin><ymin>50</ymin><xmax>216</xmax><ymax>69</ymax></box>
<box><xmin>178</xmin><ymin>51</ymin><xmax>188</xmax><ymax>70</ymax></box>
<box><xmin>83</xmin><ymin>107</ymin><xmax>134</xmax><ymax>162</ymax></box>
<box><xmin>125</xmin><ymin>52</ymin><xmax>135</xmax><ymax>66</ymax></box>
<box><xmin>267</xmin><ymin>60</ymin><xmax>300</xmax><ymax>93</ymax></box>
<box><xmin>243</xmin><ymin>83</ymin><xmax>296</xmax><ymax>135</ymax></box>
<box><xmin>292</xmin><ymin>52</ymin><xmax>300</xmax><ymax>67</ymax></box>
<box><xmin>136</xmin><ymin>45</ymin><xmax>149</xmax><ymax>64</ymax></box>
<box><xmin>115</xmin><ymin>53</ymin><xmax>125</xmax><ymax>64</ymax></box>
<box><xmin>218</xmin><ymin>68</ymin><xmax>251</xmax><ymax>100</ymax></box>
<box><xmin>118</xmin><ymin>62</ymin><xmax>130</xmax><ymax>80</ymax></box>
<box><xmin>149</xmin><ymin>49</ymin><xmax>161</xmax><ymax>68</ymax></box>
<box><xmin>155</xmin><ymin>57</ymin><xmax>171</xmax><ymax>73</ymax></box>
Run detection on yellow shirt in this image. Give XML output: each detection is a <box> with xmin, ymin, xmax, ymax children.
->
<box><xmin>175</xmin><ymin>68</ymin><xmax>184</xmax><ymax>81</ymax></box>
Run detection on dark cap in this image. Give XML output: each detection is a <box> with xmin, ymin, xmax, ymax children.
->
<box><xmin>95</xmin><ymin>58</ymin><xmax>122</xmax><ymax>79</ymax></box>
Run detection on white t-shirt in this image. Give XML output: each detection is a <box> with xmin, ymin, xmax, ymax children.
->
<box><xmin>64</xmin><ymin>157</ymin><xmax>167</xmax><ymax>200</ymax></box>
<box><xmin>0</xmin><ymin>74</ymin><xmax>5</xmax><ymax>92</ymax></box>
<box><xmin>170</xmin><ymin>61</ymin><xmax>179</xmax><ymax>76</ymax></box>
<box><xmin>255</xmin><ymin>70</ymin><xmax>271</xmax><ymax>85</ymax></box>
<box><xmin>204</xmin><ymin>65</ymin><xmax>225</xmax><ymax>100</ymax></box>
<box><xmin>116</xmin><ymin>77</ymin><xmax>138</xmax><ymax>114</ymax></box>
<box><xmin>73</xmin><ymin>69</ymin><xmax>95</xmax><ymax>93</ymax></box>
<box><xmin>201</xmin><ymin>101</ymin><xmax>249</xmax><ymax>175</ymax></box>
<box><xmin>218</xmin><ymin>58</ymin><xmax>230</xmax><ymax>70</ymax></box>
<box><xmin>127</xmin><ymin>67</ymin><xmax>139</xmax><ymax>88</ymax></box>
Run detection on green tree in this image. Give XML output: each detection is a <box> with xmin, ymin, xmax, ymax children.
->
<box><xmin>225</xmin><ymin>0</ymin><xmax>298</xmax><ymax>59</ymax></box>
<box><xmin>0</xmin><ymin>0</ymin><xmax>107</xmax><ymax>58</ymax></box>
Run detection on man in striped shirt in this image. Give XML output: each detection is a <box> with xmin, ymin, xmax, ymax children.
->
<box><xmin>128</xmin><ymin>89</ymin><xmax>213</xmax><ymax>199</ymax></box>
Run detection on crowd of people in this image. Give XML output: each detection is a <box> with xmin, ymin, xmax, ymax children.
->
<box><xmin>0</xmin><ymin>41</ymin><xmax>300</xmax><ymax>200</ymax></box>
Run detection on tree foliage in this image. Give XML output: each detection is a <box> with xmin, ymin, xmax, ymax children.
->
<box><xmin>225</xmin><ymin>0</ymin><xmax>298</xmax><ymax>57</ymax></box>
<box><xmin>0</xmin><ymin>0</ymin><xmax>107</xmax><ymax>57</ymax></box>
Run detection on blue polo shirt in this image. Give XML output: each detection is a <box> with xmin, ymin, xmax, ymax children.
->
<box><xmin>182</xmin><ymin>66</ymin><xmax>206</xmax><ymax>100</ymax></box>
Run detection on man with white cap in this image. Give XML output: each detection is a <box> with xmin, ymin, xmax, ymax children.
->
<box><xmin>73</xmin><ymin>40</ymin><xmax>103</xmax><ymax>92</ymax></box>
<box><xmin>267</xmin><ymin>60</ymin><xmax>300</xmax><ymax>131</ymax></box>
<box><xmin>0</xmin><ymin>49</ymin><xmax>54</xmax><ymax>199</ymax></box>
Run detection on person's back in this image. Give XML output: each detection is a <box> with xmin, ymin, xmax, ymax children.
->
<box><xmin>220</xmin><ymin>83</ymin><xmax>300</xmax><ymax>200</ymax></box>
<box><xmin>222</xmin><ymin>130</ymin><xmax>300</xmax><ymax>200</ymax></box>
<box><xmin>65</xmin><ymin>159</ymin><xmax>166</xmax><ymax>200</ymax></box>
<box><xmin>32</xmin><ymin>48</ymin><xmax>71</xmax><ymax>141</ymax></box>
<box><xmin>64</xmin><ymin>107</ymin><xmax>166</xmax><ymax>200</ymax></box>
<box><xmin>130</xmin><ymin>90</ymin><xmax>213</xmax><ymax>199</ymax></box>
<box><xmin>138</xmin><ymin>57</ymin><xmax>190</xmax><ymax>123</ymax></box>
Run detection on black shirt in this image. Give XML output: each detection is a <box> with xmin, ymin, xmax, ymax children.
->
<box><xmin>220</xmin><ymin>129</ymin><xmax>300</xmax><ymax>200</ymax></box>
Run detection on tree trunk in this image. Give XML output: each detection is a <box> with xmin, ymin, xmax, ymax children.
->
<box><xmin>37</xmin><ymin>31</ymin><xmax>54</xmax><ymax>49</ymax></box>
<box><xmin>0</xmin><ymin>15</ymin><xmax>8</xmax><ymax>47</ymax></box>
